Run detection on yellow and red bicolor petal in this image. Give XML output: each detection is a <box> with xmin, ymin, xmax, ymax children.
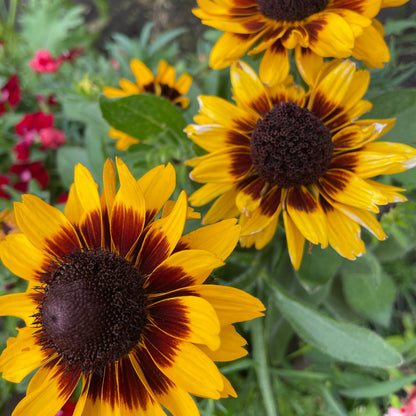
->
<box><xmin>148</xmin><ymin>295</ymin><xmax>221</xmax><ymax>351</ymax></box>
<box><xmin>138</xmin><ymin>191</ymin><xmax>188</xmax><ymax>275</ymax></box>
<box><xmin>331</xmin><ymin>0</ymin><xmax>381</xmax><ymax>18</ymax></box>
<box><xmin>102</xmin><ymin>86</ymin><xmax>128</xmax><ymax>98</ymax></box>
<box><xmin>15</xmin><ymin>195</ymin><xmax>81</xmax><ymax>259</ymax></box>
<box><xmin>130</xmin><ymin>347</ymin><xmax>199</xmax><ymax>416</ymax></box>
<box><xmin>352</xmin><ymin>20</ymin><xmax>389</xmax><ymax>68</ymax></box>
<box><xmin>137</xmin><ymin>164</ymin><xmax>176</xmax><ymax>223</ymax></box>
<box><xmin>285</xmin><ymin>186</ymin><xmax>328</xmax><ymax>247</ymax></box>
<box><xmin>305</xmin><ymin>12</ymin><xmax>355</xmax><ymax>57</ymax></box>
<box><xmin>320</xmin><ymin>197</ymin><xmax>365</xmax><ymax>260</ymax></box>
<box><xmin>203</xmin><ymin>188</ymin><xmax>241</xmax><ymax>224</ymax></box>
<box><xmin>381</xmin><ymin>0</ymin><xmax>409</xmax><ymax>6</ymax></box>
<box><xmin>142</xmin><ymin>326</ymin><xmax>224</xmax><ymax>399</ymax></box>
<box><xmin>176</xmin><ymin>219</ymin><xmax>240</xmax><ymax>261</ymax></box>
<box><xmin>198</xmin><ymin>324</ymin><xmax>248</xmax><ymax>362</ymax></box>
<box><xmin>196</xmin><ymin>95</ymin><xmax>257</xmax><ymax>133</ymax></box>
<box><xmin>0</xmin><ymin>292</ymin><xmax>36</xmax><ymax>325</ymax></box>
<box><xmin>193</xmin><ymin>284</ymin><xmax>265</xmax><ymax>326</ymax></box>
<box><xmin>319</xmin><ymin>168</ymin><xmax>388</xmax><ymax>212</ymax></box>
<box><xmin>231</xmin><ymin>60</ymin><xmax>272</xmax><ymax>117</ymax></box>
<box><xmin>332</xmin><ymin>124</ymin><xmax>371</xmax><ymax>150</ymax></box>
<box><xmin>130</xmin><ymin>59</ymin><xmax>155</xmax><ymax>90</ymax></box>
<box><xmin>267</xmin><ymin>79</ymin><xmax>307</xmax><ymax>108</ymax></box>
<box><xmin>146</xmin><ymin>249</ymin><xmax>224</xmax><ymax>292</ymax></box>
<box><xmin>295</xmin><ymin>47</ymin><xmax>324</xmax><ymax>86</ymax></box>
<box><xmin>283</xmin><ymin>210</ymin><xmax>306</xmax><ymax>270</ymax></box>
<box><xmin>239</xmin><ymin>185</ymin><xmax>282</xmax><ymax>235</ymax></box>
<box><xmin>353</xmin><ymin>118</ymin><xmax>395</xmax><ymax>141</ymax></box>
<box><xmin>186</xmin><ymin>124</ymin><xmax>250</xmax><ymax>154</ymax></box>
<box><xmin>235</xmin><ymin>175</ymin><xmax>267</xmax><ymax>215</ymax></box>
<box><xmin>72</xmin><ymin>163</ymin><xmax>102</xmax><ymax>248</ymax></box>
<box><xmin>65</xmin><ymin>184</ymin><xmax>84</xmax><ymax>225</ymax></box>
<box><xmin>189</xmin><ymin>146</ymin><xmax>253</xmax><ymax>184</ymax></box>
<box><xmin>0</xmin><ymin>327</ymin><xmax>47</xmax><ymax>383</ymax></box>
<box><xmin>259</xmin><ymin>41</ymin><xmax>290</xmax><ymax>86</ymax></box>
<box><xmin>12</xmin><ymin>358</ymin><xmax>81</xmax><ymax>416</ymax></box>
<box><xmin>210</xmin><ymin>31</ymin><xmax>264</xmax><ymax>70</ymax></box>
<box><xmin>110</xmin><ymin>158</ymin><xmax>146</xmax><ymax>258</ymax></box>
<box><xmin>329</xmin><ymin>8</ymin><xmax>372</xmax><ymax>37</ymax></box>
<box><xmin>0</xmin><ymin>233</ymin><xmax>49</xmax><ymax>282</ymax></box>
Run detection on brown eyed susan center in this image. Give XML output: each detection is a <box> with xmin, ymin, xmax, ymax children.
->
<box><xmin>257</xmin><ymin>0</ymin><xmax>328</xmax><ymax>22</ymax></box>
<box><xmin>38</xmin><ymin>249</ymin><xmax>147</xmax><ymax>375</ymax></box>
<box><xmin>250</xmin><ymin>102</ymin><xmax>333</xmax><ymax>188</ymax></box>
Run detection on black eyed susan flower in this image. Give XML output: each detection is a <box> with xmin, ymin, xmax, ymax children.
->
<box><xmin>103</xmin><ymin>59</ymin><xmax>192</xmax><ymax>149</ymax></box>
<box><xmin>0</xmin><ymin>158</ymin><xmax>264</xmax><ymax>415</ymax></box>
<box><xmin>185</xmin><ymin>60</ymin><xmax>416</xmax><ymax>270</ymax></box>
<box><xmin>193</xmin><ymin>0</ymin><xmax>409</xmax><ymax>85</ymax></box>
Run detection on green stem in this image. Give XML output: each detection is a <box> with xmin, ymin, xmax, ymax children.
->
<box><xmin>7</xmin><ymin>0</ymin><xmax>17</xmax><ymax>27</ymax></box>
<box><xmin>252</xmin><ymin>318</ymin><xmax>278</xmax><ymax>416</ymax></box>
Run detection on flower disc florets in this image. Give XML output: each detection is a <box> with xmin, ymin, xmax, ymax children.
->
<box><xmin>37</xmin><ymin>248</ymin><xmax>146</xmax><ymax>374</ymax></box>
<box><xmin>257</xmin><ymin>0</ymin><xmax>329</xmax><ymax>22</ymax></box>
<box><xmin>250</xmin><ymin>102</ymin><xmax>334</xmax><ymax>188</ymax></box>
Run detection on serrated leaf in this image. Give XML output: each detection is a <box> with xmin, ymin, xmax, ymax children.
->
<box><xmin>342</xmin><ymin>272</ymin><xmax>396</xmax><ymax>326</ymax></box>
<box><xmin>99</xmin><ymin>94</ymin><xmax>187</xmax><ymax>142</ymax></box>
<box><xmin>270</xmin><ymin>283</ymin><xmax>403</xmax><ymax>368</ymax></box>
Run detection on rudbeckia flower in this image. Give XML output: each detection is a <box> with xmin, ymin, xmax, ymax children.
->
<box><xmin>193</xmin><ymin>0</ymin><xmax>409</xmax><ymax>85</ymax></box>
<box><xmin>103</xmin><ymin>60</ymin><xmax>192</xmax><ymax>150</ymax></box>
<box><xmin>0</xmin><ymin>158</ymin><xmax>264</xmax><ymax>415</ymax></box>
<box><xmin>185</xmin><ymin>60</ymin><xmax>416</xmax><ymax>269</ymax></box>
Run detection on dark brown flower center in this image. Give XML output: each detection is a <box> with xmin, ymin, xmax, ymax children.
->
<box><xmin>36</xmin><ymin>249</ymin><xmax>146</xmax><ymax>375</ymax></box>
<box><xmin>257</xmin><ymin>0</ymin><xmax>328</xmax><ymax>21</ymax></box>
<box><xmin>250</xmin><ymin>102</ymin><xmax>333</xmax><ymax>188</ymax></box>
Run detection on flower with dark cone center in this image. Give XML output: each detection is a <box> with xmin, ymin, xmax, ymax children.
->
<box><xmin>37</xmin><ymin>249</ymin><xmax>147</xmax><ymax>375</ymax></box>
<box><xmin>257</xmin><ymin>0</ymin><xmax>328</xmax><ymax>22</ymax></box>
<box><xmin>250</xmin><ymin>102</ymin><xmax>334</xmax><ymax>188</ymax></box>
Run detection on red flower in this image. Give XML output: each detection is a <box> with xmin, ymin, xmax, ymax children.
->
<box><xmin>9</xmin><ymin>161</ymin><xmax>49</xmax><ymax>192</ymax></box>
<box><xmin>60</xmin><ymin>47</ymin><xmax>83</xmax><ymax>62</ymax></box>
<box><xmin>15</xmin><ymin>111</ymin><xmax>54</xmax><ymax>138</ymax></box>
<box><xmin>39</xmin><ymin>127</ymin><xmax>66</xmax><ymax>150</ymax></box>
<box><xmin>0</xmin><ymin>74</ymin><xmax>21</xmax><ymax>115</ymax></box>
<box><xmin>13</xmin><ymin>139</ymin><xmax>32</xmax><ymax>161</ymax></box>
<box><xmin>29</xmin><ymin>50</ymin><xmax>62</xmax><ymax>73</ymax></box>
<box><xmin>0</xmin><ymin>175</ymin><xmax>11</xmax><ymax>199</ymax></box>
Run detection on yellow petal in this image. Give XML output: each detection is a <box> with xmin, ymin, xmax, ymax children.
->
<box><xmin>188</xmin><ymin>182</ymin><xmax>232</xmax><ymax>206</ymax></box>
<box><xmin>283</xmin><ymin>210</ymin><xmax>305</xmax><ymax>270</ymax></box>
<box><xmin>130</xmin><ymin>59</ymin><xmax>155</xmax><ymax>89</ymax></box>
<box><xmin>156</xmin><ymin>384</ymin><xmax>199</xmax><ymax>416</ymax></box>
<box><xmin>259</xmin><ymin>42</ymin><xmax>290</xmax><ymax>86</ymax></box>
<box><xmin>295</xmin><ymin>47</ymin><xmax>324</xmax><ymax>86</ymax></box>
<box><xmin>0</xmin><ymin>327</ymin><xmax>46</xmax><ymax>383</ymax></box>
<box><xmin>15</xmin><ymin>195</ymin><xmax>81</xmax><ymax>259</ymax></box>
<box><xmin>0</xmin><ymin>233</ymin><xmax>48</xmax><ymax>282</ymax></box>
<box><xmin>194</xmin><ymin>284</ymin><xmax>265</xmax><ymax>325</ymax></box>
<box><xmin>203</xmin><ymin>188</ymin><xmax>240</xmax><ymax>224</ymax></box>
<box><xmin>0</xmin><ymin>292</ymin><xmax>36</xmax><ymax>325</ymax></box>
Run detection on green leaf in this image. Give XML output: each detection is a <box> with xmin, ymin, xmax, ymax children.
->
<box><xmin>270</xmin><ymin>283</ymin><xmax>403</xmax><ymax>368</ymax></box>
<box><xmin>56</xmin><ymin>147</ymin><xmax>91</xmax><ymax>188</ymax></box>
<box><xmin>341</xmin><ymin>252</ymin><xmax>382</xmax><ymax>287</ymax></box>
<box><xmin>339</xmin><ymin>374</ymin><xmax>416</xmax><ymax>398</ymax></box>
<box><xmin>99</xmin><ymin>94</ymin><xmax>187</xmax><ymax>142</ymax></box>
<box><xmin>296</xmin><ymin>246</ymin><xmax>342</xmax><ymax>290</ymax></box>
<box><xmin>342</xmin><ymin>272</ymin><xmax>396</xmax><ymax>326</ymax></box>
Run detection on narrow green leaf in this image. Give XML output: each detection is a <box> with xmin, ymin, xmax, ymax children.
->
<box><xmin>339</xmin><ymin>374</ymin><xmax>416</xmax><ymax>398</ymax></box>
<box><xmin>99</xmin><ymin>94</ymin><xmax>186</xmax><ymax>142</ymax></box>
<box><xmin>270</xmin><ymin>284</ymin><xmax>403</xmax><ymax>368</ymax></box>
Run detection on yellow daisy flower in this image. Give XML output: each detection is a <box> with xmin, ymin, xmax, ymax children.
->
<box><xmin>103</xmin><ymin>59</ymin><xmax>193</xmax><ymax>150</ymax></box>
<box><xmin>193</xmin><ymin>0</ymin><xmax>409</xmax><ymax>85</ymax></box>
<box><xmin>185</xmin><ymin>60</ymin><xmax>416</xmax><ymax>270</ymax></box>
<box><xmin>0</xmin><ymin>158</ymin><xmax>264</xmax><ymax>416</ymax></box>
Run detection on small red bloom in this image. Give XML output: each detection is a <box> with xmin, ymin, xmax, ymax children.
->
<box><xmin>60</xmin><ymin>47</ymin><xmax>83</xmax><ymax>62</ymax></box>
<box><xmin>39</xmin><ymin>127</ymin><xmax>66</xmax><ymax>150</ymax></box>
<box><xmin>15</xmin><ymin>111</ymin><xmax>54</xmax><ymax>138</ymax></box>
<box><xmin>29</xmin><ymin>50</ymin><xmax>62</xmax><ymax>73</ymax></box>
<box><xmin>0</xmin><ymin>175</ymin><xmax>11</xmax><ymax>199</ymax></box>
<box><xmin>13</xmin><ymin>139</ymin><xmax>32</xmax><ymax>162</ymax></box>
<box><xmin>10</xmin><ymin>161</ymin><xmax>49</xmax><ymax>192</ymax></box>
<box><xmin>0</xmin><ymin>74</ymin><xmax>21</xmax><ymax>115</ymax></box>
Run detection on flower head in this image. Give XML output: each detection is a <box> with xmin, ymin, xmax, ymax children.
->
<box><xmin>0</xmin><ymin>158</ymin><xmax>264</xmax><ymax>415</ymax></box>
<box><xmin>103</xmin><ymin>59</ymin><xmax>192</xmax><ymax>150</ymax></box>
<box><xmin>29</xmin><ymin>50</ymin><xmax>62</xmax><ymax>73</ymax></box>
<box><xmin>194</xmin><ymin>0</ymin><xmax>409</xmax><ymax>85</ymax></box>
<box><xmin>0</xmin><ymin>74</ymin><xmax>21</xmax><ymax>115</ymax></box>
<box><xmin>39</xmin><ymin>127</ymin><xmax>66</xmax><ymax>150</ymax></box>
<box><xmin>185</xmin><ymin>60</ymin><xmax>416</xmax><ymax>269</ymax></box>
